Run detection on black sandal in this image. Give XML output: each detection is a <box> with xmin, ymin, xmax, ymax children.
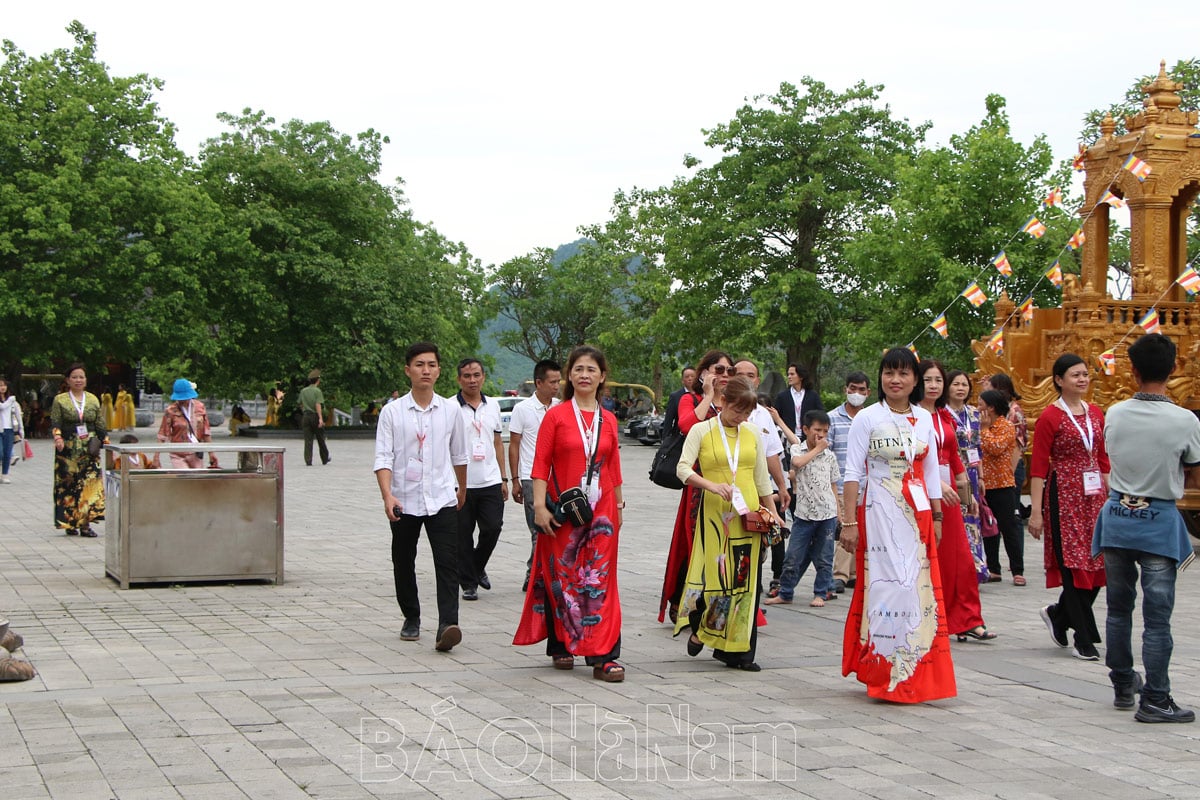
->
<box><xmin>687</xmin><ymin>635</ymin><xmax>703</xmax><ymax>657</ymax></box>
<box><xmin>956</xmin><ymin>626</ymin><xmax>998</xmax><ymax>642</ymax></box>
<box><xmin>725</xmin><ymin>661</ymin><xmax>762</xmax><ymax>672</ymax></box>
<box><xmin>80</xmin><ymin>527</ymin><xmax>98</xmax><ymax>538</ymax></box>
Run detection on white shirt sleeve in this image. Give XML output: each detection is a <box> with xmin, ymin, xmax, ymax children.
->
<box><xmin>842</xmin><ymin>406</ymin><xmax>872</xmax><ymax>485</ymax></box>
<box><xmin>917</xmin><ymin>408</ymin><xmax>942</xmax><ymax>499</ymax></box>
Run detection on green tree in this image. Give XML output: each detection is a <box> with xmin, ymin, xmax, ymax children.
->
<box><xmin>846</xmin><ymin>95</ymin><xmax>1060</xmax><ymax>368</ymax></box>
<box><xmin>196</xmin><ymin>111</ymin><xmax>483</xmax><ymax>401</ymax></box>
<box><xmin>0</xmin><ymin>23</ymin><xmax>226</xmax><ymax>371</ymax></box>
<box><xmin>601</xmin><ymin>79</ymin><xmax>928</xmax><ymax>388</ymax></box>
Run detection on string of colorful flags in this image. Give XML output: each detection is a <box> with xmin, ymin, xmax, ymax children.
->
<box><xmin>903</xmin><ymin>131</ymin><xmax>1193</xmax><ymax>376</ymax></box>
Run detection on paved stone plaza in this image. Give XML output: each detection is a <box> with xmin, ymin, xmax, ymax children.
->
<box><xmin>3</xmin><ymin>429</ymin><xmax>1200</xmax><ymax>798</ymax></box>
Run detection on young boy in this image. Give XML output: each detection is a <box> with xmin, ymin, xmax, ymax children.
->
<box><xmin>764</xmin><ymin>410</ymin><xmax>840</xmax><ymax>607</ymax></box>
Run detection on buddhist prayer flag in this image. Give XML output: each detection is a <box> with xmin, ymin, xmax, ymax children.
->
<box><xmin>931</xmin><ymin>314</ymin><xmax>949</xmax><ymax>338</ymax></box>
<box><xmin>961</xmin><ymin>282</ymin><xmax>987</xmax><ymax>307</ymax></box>
<box><xmin>1017</xmin><ymin>296</ymin><xmax>1034</xmax><ymax>323</ymax></box>
<box><xmin>1067</xmin><ymin>228</ymin><xmax>1086</xmax><ymax>251</ymax></box>
<box><xmin>1022</xmin><ymin>216</ymin><xmax>1047</xmax><ymax>238</ymax></box>
<box><xmin>1177</xmin><ymin>267</ymin><xmax>1200</xmax><ymax>295</ymax></box>
<box><xmin>1123</xmin><ymin>154</ymin><xmax>1152</xmax><ymax>181</ymax></box>
<box><xmin>1097</xmin><ymin>349</ymin><xmax>1116</xmax><ymax>376</ymax></box>
<box><xmin>992</xmin><ymin>251</ymin><xmax>1013</xmax><ymax>276</ymax></box>
<box><xmin>1138</xmin><ymin>308</ymin><xmax>1161</xmax><ymax>335</ymax></box>
<box><xmin>1073</xmin><ymin>144</ymin><xmax>1087</xmax><ymax>172</ymax></box>
<box><xmin>907</xmin><ymin>344</ymin><xmax>919</xmax><ymax>360</ymax></box>
<box><xmin>987</xmin><ymin>329</ymin><xmax>1004</xmax><ymax>354</ymax></box>
<box><xmin>1100</xmin><ymin>189</ymin><xmax>1126</xmax><ymax>209</ymax></box>
<box><xmin>1044</xmin><ymin>187</ymin><xmax>1064</xmax><ymax>207</ymax></box>
<box><xmin>1046</xmin><ymin>261</ymin><xmax>1064</xmax><ymax>287</ymax></box>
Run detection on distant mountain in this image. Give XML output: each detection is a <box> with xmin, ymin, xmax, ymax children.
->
<box><xmin>479</xmin><ymin>238</ymin><xmax>594</xmax><ymax>392</ymax></box>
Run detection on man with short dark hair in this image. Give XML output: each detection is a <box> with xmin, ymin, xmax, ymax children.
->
<box><xmin>454</xmin><ymin>358</ymin><xmax>508</xmax><ymax>601</ymax></box>
<box><xmin>828</xmin><ymin>371</ymin><xmax>871</xmax><ymax>593</ymax></box>
<box><xmin>1096</xmin><ymin>333</ymin><xmax>1200</xmax><ymax>722</ymax></box>
<box><xmin>661</xmin><ymin>366</ymin><xmax>697</xmax><ymax>437</ymax></box>
<box><xmin>299</xmin><ymin>370</ymin><xmax>331</xmax><ymax>466</ymax></box>
<box><xmin>508</xmin><ymin>359</ymin><xmax>561</xmax><ymax>592</ymax></box>
<box><xmin>374</xmin><ymin>342</ymin><xmax>468</xmax><ymax>652</ymax></box>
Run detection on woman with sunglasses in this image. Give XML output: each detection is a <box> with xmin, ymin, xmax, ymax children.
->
<box><xmin>658</xmin><ymin>350</ymin><xmax>734</xmax><ymax>623</ymax></box>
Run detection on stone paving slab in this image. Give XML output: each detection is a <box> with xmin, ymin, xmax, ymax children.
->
<box><xmin>3</xmin><ymin>430</ymin><xmax>1200</xmax><ymax>797</ymax></box>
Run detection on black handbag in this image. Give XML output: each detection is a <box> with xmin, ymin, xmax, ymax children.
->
<box><xmin>649</xmin><ymin>425</ymin><xmax>685</xmax><ymax>489</ymax></box>
<box><xmin>546</xmin><ymin>408</ymin><xmax>601</xmax><ymax>529</ymax></box>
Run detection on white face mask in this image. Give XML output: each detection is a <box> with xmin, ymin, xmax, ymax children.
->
<box><xmin>846</xmin><ymin>392</ymin><xmax>868</xmax><ymax>408</ymax></box>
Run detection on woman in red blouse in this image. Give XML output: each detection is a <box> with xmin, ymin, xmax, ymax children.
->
<box><xmin>658</xmin><ymin>349</ymin><xmax>733</xmax><ymax>622</ymax></box>
<box><xmin>1028</xmin><ymin>354</ymin><xmax>1110</xmax><ymax>661</ymax></box>
<box><xmin>918</xmin><ymin>361</ymin><xmax>995</xmax><ymax>642</ymax></box>
<box><xmin>515</xmin><ymin>345</ymin><xmax>626</xmax><ymax>681</ymax></box>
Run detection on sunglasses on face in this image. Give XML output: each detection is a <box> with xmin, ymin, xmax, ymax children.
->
<box><xmin>710</xmin><ymin>365</ymin><xmax>732</xmax><ymax>375</ymax></box>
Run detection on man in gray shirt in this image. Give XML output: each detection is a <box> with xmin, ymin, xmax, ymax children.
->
<box><xmin>1096</xmin><ymin>333</ymin><xmax>1200</xmax><ymax>722</ymax></box>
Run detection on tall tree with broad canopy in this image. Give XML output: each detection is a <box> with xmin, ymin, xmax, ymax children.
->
<box><xmin>197</xmin><ymin>111</ymin><xmax>483</xmax><ymax>401</ymax></box>
<box><xmin>602</xmin><ymin>79</ymin><xmax>928</xmax><ymax>388</ymax></box>
<box><xmin>0</xmin><ymin>22</ymin><xmax>228</xmax><ymax>372</ymax></box>
<box><xmin>845</xmin><ymin>95</ymin><xmax>1061</xmax><ymax>368</ymax></box>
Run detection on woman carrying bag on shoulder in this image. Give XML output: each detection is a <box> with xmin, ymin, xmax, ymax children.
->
<box><xmin>0</xmin><ymin>378</ymin><xmax>23</xmax><ymax>483</ymax></box>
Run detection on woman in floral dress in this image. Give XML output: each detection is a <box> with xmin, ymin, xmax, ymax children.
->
<box><xmin>51</xmin><ymin>363</ymin><xmax>106</xmax><ymax>537</ymax></box>
<box><xmin>674</xmin><ymin>377</ymin><xmax>783</xmax><ymax>672</ymax></box>
<box><xmin>1028</xmin><ymin>353</ymin><xmax>1110</xmax><ymax>661</ymax></box>
<box><xmin>516</xmin><ymin>345</ymin><xmax>626</xmax><ymax>682</ymax></box>
<box><xmin>840</xmin><ymin>348</ymin><xmax>956</xmax><ymax>703</ymax></box>
<box><xmin>946</xmin><ymin>370</ymin><xmax>990</xmax><ymax>584</ymax></box>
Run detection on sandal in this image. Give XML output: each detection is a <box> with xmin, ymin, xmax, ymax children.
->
<box><xmin>1012</xmin><ymin>575</ymin><xmax>1026</xmax><ymax>587</ymax></box>
<box><xmin>766</xmin><ymin>580</ymin><xmax>780</xmax><ymax>599</ymax></box>
<box><xmin>1</xmin><ymin>629</ymin><xmax>23</xmax><ymax>652</ymax></box>
<box><xmin>956</xmin><ymin>626</ymin><xmax>998</xmax><ymax>642</ymax></box>
<box><xmin>80</xmin><ymin>527</ymin><xmax>98</xmax><ymax>538</ymax></box>
<box><xmin>592</xmin><ymin>661</ymin><xmax>625</xmax><ymax>682</ymax></box>
<box><xmin>724</xmin><ymin>661</ymin><xmax>762</xmax><ymax>672</ymax></box>
<box><xmin>552</xmin><ymin>655</ymin><xmax>575</xmax><ymax>670</ymax></box>
<box><xmin>987</xmin><ymin>572</ymin><xmax>1001</xmax><ymax>582</ymax></box>
<box><xmin>687</xmin><ymin>635</ymin><xmax>703</xmax><ymax>657</ymax></box>
<box><xmin>668</xmin><ymin>604</ymin><xmax>678</xmax><ymax>624</ymax></box>
<box><xmin>809</xmin><ymin>596</ymin><xmax>825</xmax><ymax>608</ymax></box>
<box><xmin>65</xmin><ymin>528</ymin><xmax>79</xmax><ymax>536</ymax></box>
<box><xmin>0</xmin><ymin>657</ymin><xmax>35</xmax><ymax>682</ymax></box>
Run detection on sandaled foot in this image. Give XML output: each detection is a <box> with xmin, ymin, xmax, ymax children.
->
<box><xmin>724</xmin><ymin>661</ymin><xmax>762</xmax><ymax>672</ymax></box>
<box><xmin>1</xmin><ymin>629</ymin><xmax>23</xmax><ymax>652</ymax></box>
<box><xmin>593</xmin><ymin>661</ymin><xmax>625</xmax><ymax>682</ymax></box>
<box><xmin>0</xmin><ymin>657</ymin><xmax>35</xmax><ymax>682</ymax></box>
<box><xmin>552</xmin><ymin>655</ymin><xmax>575</xmax><ymax>670</ymax></box>
<box><xmin>809</xmin><ymin>596</ymin><xmax>825</xmax><ymax>608</ymax></box>
<box><xmin>668</xmin><ymin>604</ymin><xmax>678</xmax><ymax>624</ymax></box>
<box><xmin>687</xmin><ymin>635</ymin><xmax>703</xmax><ymax>657</ymax></box>
<box><xmin>956</xmin><ymin>626</ymin><xmax>998</xmax><ymax>642</ymax></box>
<box><xmin>80</xmin><ymin>527</ymin><xmax>98</xmax><ymax>538</ymax></box>
<box><xmin>763</xmin><ymin>595</ymin><xmax>792</xmax><ymax>605</ymax></box>
<box><xmin>65</xmin><ymin>528</ymin><xmax>79</xmax><ymax>536</ymax></box>
<box><xmin>1012</xmin><ymin>575</ymin><xmax>1026</xmax><ymax>586</ymax></box>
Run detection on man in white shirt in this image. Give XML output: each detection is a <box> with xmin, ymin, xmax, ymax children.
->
<box><xmin>454</xmin><ymin>359</ymin><xmax>508</xmax><ymax>601</ymax></box>
<box><xmin>374</xmin><ymin>342</ymin><xmax>469</xmax><ymax>652</ymax></box>
<box><xmin>507</xmin><ymin>359</ymin><xmax>562</xmax><ymax>592</ymax></box>
<box><xmin>735</xmin><ymin>359</ymin><xmax>791</xmax><ymax>595</ymax></box>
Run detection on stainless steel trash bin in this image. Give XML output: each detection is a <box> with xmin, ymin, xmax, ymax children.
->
<box><xmin>103</xmin><ymin>443</ymin><xmax>285</xmax><ymax>588</ymax></box>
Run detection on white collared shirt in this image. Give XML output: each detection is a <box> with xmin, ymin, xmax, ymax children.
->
<box><xmin>374</xmin><ymin>391</ymin><xmax>469</xmax><ymax>516</ymax></box>
<box><xmin>790</xmin><ymin>386</ymin><xmax>806</xmax><ymax>421</ymax></box>
<box><xmin>456</xmin><ymin>393</ymin><xmax>503</xmax><ymax>488</ymax></box>
<box><xmin>509</xmin><ymin>395</ymin><xmax>560</xmax><ymax>480</ymax></box>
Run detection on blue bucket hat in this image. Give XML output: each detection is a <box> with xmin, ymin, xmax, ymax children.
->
<box><xmin>170</xmin><ymin>378</ymin><xmax>198</xmax><ymax>401</ymax></box>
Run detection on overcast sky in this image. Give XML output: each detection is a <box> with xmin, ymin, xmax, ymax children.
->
<box><xmin>6</xmin><ymin>2</ymin><xmax>1198</xmax><ymax>266</ymax></box>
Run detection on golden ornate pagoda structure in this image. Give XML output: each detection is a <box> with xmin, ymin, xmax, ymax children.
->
<box><xmin>973</xmin><ymin>61</ymin><xmax>1200</xmax><ymax>423</ymax></box>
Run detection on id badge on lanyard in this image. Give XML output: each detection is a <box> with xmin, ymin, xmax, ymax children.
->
<box><xmin>572</xmin><ymin>399</ymin><xmax>602</xmax><ymax>505</ymax></box>
<box><xmin>719</xmin><ymin>422</ymin><xmax>751</xmax><ymax>514</ymax></box>
<box><xmin>1059</xmin><ymin>399</ymin><xmax>1103</xmax><ymax>496</ymax></box>
<box><xmin>471</xmin><ymin>419</ymin><xmax>487</xmax><ymax>461</ymax></box>
<box><xmin>897</xmin><ymin>413</ymin><xmax>931</xmax><ymax>512</ymax></box>
<box><xmin>72</xmin><ymin>394</ymin><xmax>89</xmax><ymax>439</ymax></box>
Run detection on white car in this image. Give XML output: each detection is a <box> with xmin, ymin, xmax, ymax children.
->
<box><xmin>487</xmin><ymin>396</ymin><xmax>521</xmax><ymax>442</ymax></box>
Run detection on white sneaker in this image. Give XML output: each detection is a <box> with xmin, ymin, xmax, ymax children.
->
<box><xmin>1</xmin><ymin>476</ymin><xmax>10</xmax><ymax>484</ymax></box>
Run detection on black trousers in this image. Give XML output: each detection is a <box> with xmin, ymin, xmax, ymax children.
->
<box><xmin>457</xmin><ymin>484</ymin><xmax>505</xmax><ymax>590</ymax></box>
<box><xmin>302</xmin><ymin>411</ymin><xmax>329</xmax><ymax>465</ymax></box>
<box><xmin>391</xmin><ymin>506</ymin><xmax>459</xmax><ymax>627</ymax></box>
<box><xmin>984</xmin><ymin>487</ymin><xmax>1024</xmax><ymax>577</ymax></box>
<box><xmin>1046</xmin><ymin>473</ymin><xmax>1101</xmax><ymax>646</ymax></box>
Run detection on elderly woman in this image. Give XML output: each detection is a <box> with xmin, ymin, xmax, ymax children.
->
<box><xmin>157</xmin><ymin>379</ymin><xmax>219</xmax><ymax>469</ymax></box>
<box><xmin>51</xmin><ymin>363</ymin><xmax>107</xmax><ymax>537</ymax></box>
<box><xmin>675</xmin><ymin>376</ymin><xmax>783</xmax><ymax>672</ymax></box>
